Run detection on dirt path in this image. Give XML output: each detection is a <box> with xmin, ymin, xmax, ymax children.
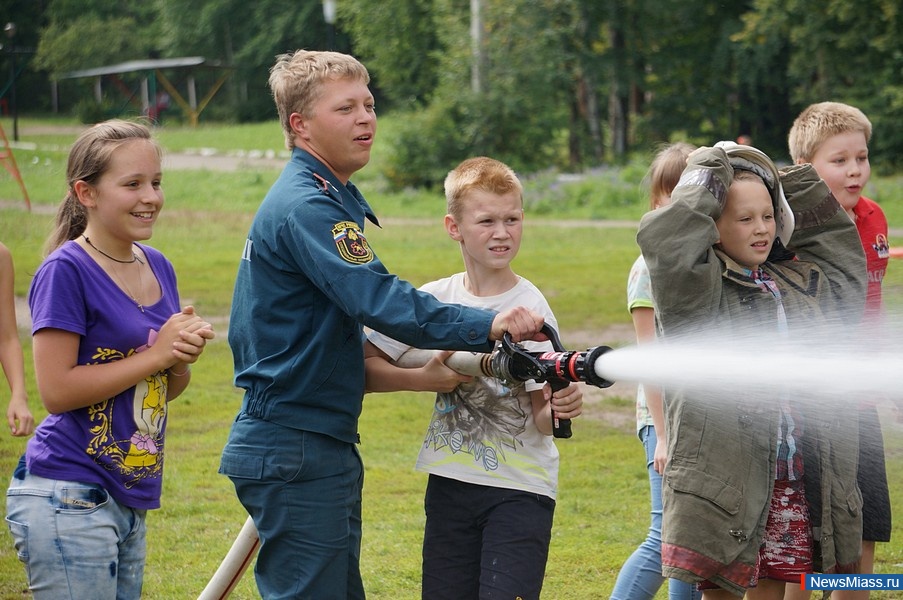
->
<box><xmin>163</xmin><ymin>152</ymin><xmax>287</xmax><ymax>172</ymax></box>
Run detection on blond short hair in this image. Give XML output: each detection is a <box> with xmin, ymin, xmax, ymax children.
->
<box><xmin>444</xmin><ymin>157</ymin><xmax>523</xmax><ymax>218</ymax></box>
<box><xmin>788</xmin><ymin>102</ymin><xmax>872</xmax><ymax>163</ymax></box>
<box><xmin>268</xmin><ymin>50</ymin><xmax>370</xmax><ymax>149</ymax></box>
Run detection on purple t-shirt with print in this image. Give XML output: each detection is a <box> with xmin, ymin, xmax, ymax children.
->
<box><xmin>25</xmin><ymin>240</ymin><xmax>181</xmax><ymax>510</ymax></box>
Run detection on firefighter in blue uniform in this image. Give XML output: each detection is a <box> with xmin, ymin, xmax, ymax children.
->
<box><xmin>219</xmin><ymin>50</ymin><xmax>545</xmax><ymax>600</ymax></box>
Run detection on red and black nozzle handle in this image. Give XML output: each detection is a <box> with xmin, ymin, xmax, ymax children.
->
<box><xmin>493</xmin><ymin>324</ymin><xmax>614</xmax><ymax>438</ymax></box>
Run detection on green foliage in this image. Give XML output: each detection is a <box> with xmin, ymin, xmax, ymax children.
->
<box><xmin>521</xmin><ymin>168</ymin><xmax>645</xmax><ymax>222</ymax></box>
<box><xmin>34</xmin><ymin>14</ymin><xmax>160</xmax><ymax>77</ymax></box>
<box><xmin>631</xmin><ymin>1</ymin><xmax>751</xmax><ymax>145</ymax></box>
<box><xmin>450</xmin><ymin>0</ymin><xmax>574</xmax><ymax>167</ymax></box>
<box><xmin>155</xmin><ymin>0</ymin><xmax>335</xmax><ymax>124</ymax></box>
<box><xmin>9</xmin><ymin>0</ymin><xmax>903</xmax><ymax>173</ymax></box>
<box><xmin>339</xmin><ymin>0</ymin><xmax>440</xmax><ymax>109</ymax></box>
<box><xmin>73</xmin><ymin>98</ymin><xmax>118</xmax><ymax>124</ymax></box>
<box><xmin>381</xmin><ymin>98</ymin><xmax>471</xmax><ymax>189</ymax></box>
<box><xmin>736</xmin><ymin>0</ymin><xmax>903</xmax><ymax>169</ymax></box>
<box><xmin>382</xmin><ymin>0</ymin><xmax>577</xmax><ymax>187</ymax></box>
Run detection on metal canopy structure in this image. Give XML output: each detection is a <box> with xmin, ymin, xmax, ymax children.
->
<box><xmin>55</xmin><ymin>56</ymin><xmax>234</xmax><ymax>126</ymax></box>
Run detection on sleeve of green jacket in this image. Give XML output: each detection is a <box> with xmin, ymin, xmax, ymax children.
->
<box><xmin>636</xmin><ymin>146</ymin><xmax>733</xmax><ymax>333</ymax></box>
<box><xmin>778</xmin><ymin>164</ymin><xmax>867</xmax><ymax>323</ymax></box>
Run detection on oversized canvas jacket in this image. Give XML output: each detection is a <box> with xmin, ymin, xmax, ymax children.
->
<box><xmin>636</xmin><ymin>148</ymin><xmax>866</xmax><ymax>594</ymax></box>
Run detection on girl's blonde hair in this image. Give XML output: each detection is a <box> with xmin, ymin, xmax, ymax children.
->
<box><xmin>45</xmin><ymin>119</ymin><xmax>161</xmax><ymax>256</ymax></box>
<box><xmin>268</xmin><ymin>50</ymin><xmax>370</xmax><ymax>150</ymax></box>
<box><xmin>645</xmin><ymin>142</ymin><xmax>695</xmax><ymax>210</ymax></box>
<box><xmin>444</xmin><ymin>157</ymin><xmax>523</xmax><ymax>218</ymax></box>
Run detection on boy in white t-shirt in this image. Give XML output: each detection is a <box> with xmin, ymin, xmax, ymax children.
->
<box><xmin>364</xmin><ymin>156</ymin><xmax>583</xmax><ymax>600</ymax></box>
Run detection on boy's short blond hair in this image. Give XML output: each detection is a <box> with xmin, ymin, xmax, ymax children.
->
<box><xmin>788</xmin><ymin>102</ymin><xmax>872</xmax><ymax>163</ymax></box>
<box><xmin>444</xmin><ymin>157</ymin><xmax>523</xmax><ymax>218</ymax></box>
<box><xmin>268</xmin><ymin>50</ymin><xmax>370</xmax><ymax>149</ymax></box>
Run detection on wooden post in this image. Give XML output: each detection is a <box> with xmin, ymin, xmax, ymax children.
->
<box><xmin>0</xmin><ymin>120</ymin><xmax>30</xmax><ymax>211</ymax></box>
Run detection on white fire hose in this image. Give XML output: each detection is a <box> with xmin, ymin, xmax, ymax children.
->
<box><xmin>197</xmin><ymin>516</ymin><xmax>260</xmax><ymax>600</ymax></box>
<box><xmin>394</xmin><ymin>349</ymin><xmax>492</xmax><ymax>375</ymax></box>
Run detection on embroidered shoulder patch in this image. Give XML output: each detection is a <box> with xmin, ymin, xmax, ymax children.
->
<box><xmin>874</xmin><ymin>233</ymin><xmax>890</xmax><ymax>260</ymax></box>
<box><xmin>332</xmin><ymin>221</ymin><xmax>373</xmax><ymax>264</ymax></box>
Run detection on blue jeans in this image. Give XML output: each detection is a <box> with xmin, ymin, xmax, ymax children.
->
<box><xmin>219</xmin><ymin>413</ymin><xmax>365</xmax><ymax>600</ymax></box>
<box><xmin>6</xmin><ymin>469</ymin><xmax>147</xmax><ymax>600</ymax></box>
<box><xmin>609</xmin><ymin>426</ymin><xmax>700</xmax><ymax>600</ymax></box>
<box><xmin>421</xmin><ymin>475</ymin><xmax>555</xmax><ymax>600</ymax></box>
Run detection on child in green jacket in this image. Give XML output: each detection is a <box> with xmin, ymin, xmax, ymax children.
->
<box><xmin>637</xmin><ymin>143</ymin><xmax>866</xmax><ymax>598</ymax></box>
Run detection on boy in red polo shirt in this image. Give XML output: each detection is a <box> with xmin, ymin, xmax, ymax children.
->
<box><xmin>789</xmin><ymin>102</ymin><xmax>891</xmax><ymax>600</ymax></box>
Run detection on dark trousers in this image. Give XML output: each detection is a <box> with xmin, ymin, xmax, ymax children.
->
<box><xmin>220</xmin><ymin>414</ymin><xmax>364</xmax><ymax>600</ymax></box>
<box><xmin>421</xmin><ymin>474</ymin><xmax>555</xmax><ymax>600</ymax></box>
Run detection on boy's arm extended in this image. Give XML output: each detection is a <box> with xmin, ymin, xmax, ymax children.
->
<box><xmin>363</xmin><ymin>340</ymin><xmax>472</xmax><ymax>393</ymax></box>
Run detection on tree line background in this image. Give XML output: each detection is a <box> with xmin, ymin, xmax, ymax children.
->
<box><xmin>3</xmin><ymin>0</ymin><xmax>902</xmax><ymax>189</ymax></box>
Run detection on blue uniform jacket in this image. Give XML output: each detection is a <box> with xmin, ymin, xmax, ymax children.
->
<box><xmin>228</xmin><ymin>148</ymin><xmax>496</xmax><ymax>443</ymax></box>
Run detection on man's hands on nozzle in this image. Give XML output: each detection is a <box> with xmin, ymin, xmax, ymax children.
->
<box><xmin>490</xmin><ymin>307</ymin><xmax>546</xmax><ymax>343</ymax></box>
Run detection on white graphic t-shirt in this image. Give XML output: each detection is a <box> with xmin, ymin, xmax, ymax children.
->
<box><xmin>368</xmin><ymin>273</ymin><xmax>560</xmax><ymax>499</ymax></box>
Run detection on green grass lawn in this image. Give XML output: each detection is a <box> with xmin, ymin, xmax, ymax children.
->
<box><xmin>1</xmin><ymin>118</ymin><xmax>903</xmax><ymax>598</ymax></box>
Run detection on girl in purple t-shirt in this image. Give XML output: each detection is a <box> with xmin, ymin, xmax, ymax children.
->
<box><xmin>6</xmin><ymin>120</ymin><xmax>215</xmax><ymax>600</ymax></box>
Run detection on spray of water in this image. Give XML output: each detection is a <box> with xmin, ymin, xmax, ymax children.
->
<box><xmin>593</xmin><ymin>314</ymin><xmax>903</xmax><ymax>403</ymax></box>
<box><xmin>591</xmin><ymin>311</ymin><xmax>901</xmax><ymax>521</ymax></box>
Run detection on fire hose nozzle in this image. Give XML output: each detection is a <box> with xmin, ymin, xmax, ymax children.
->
<box><xmin>491</xmin><ymin>340</ymin><xmax>615</xmax><ymax>389</ymax></box>
<box><xmin>492</xmin><ymin>329</ymin><xmax>614</xmax><ymax>439</ymax></box>
<box><xmin>393</xmin><ymin>326</ymin><xmax>617</xmax><ymax>440</ymax></box>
